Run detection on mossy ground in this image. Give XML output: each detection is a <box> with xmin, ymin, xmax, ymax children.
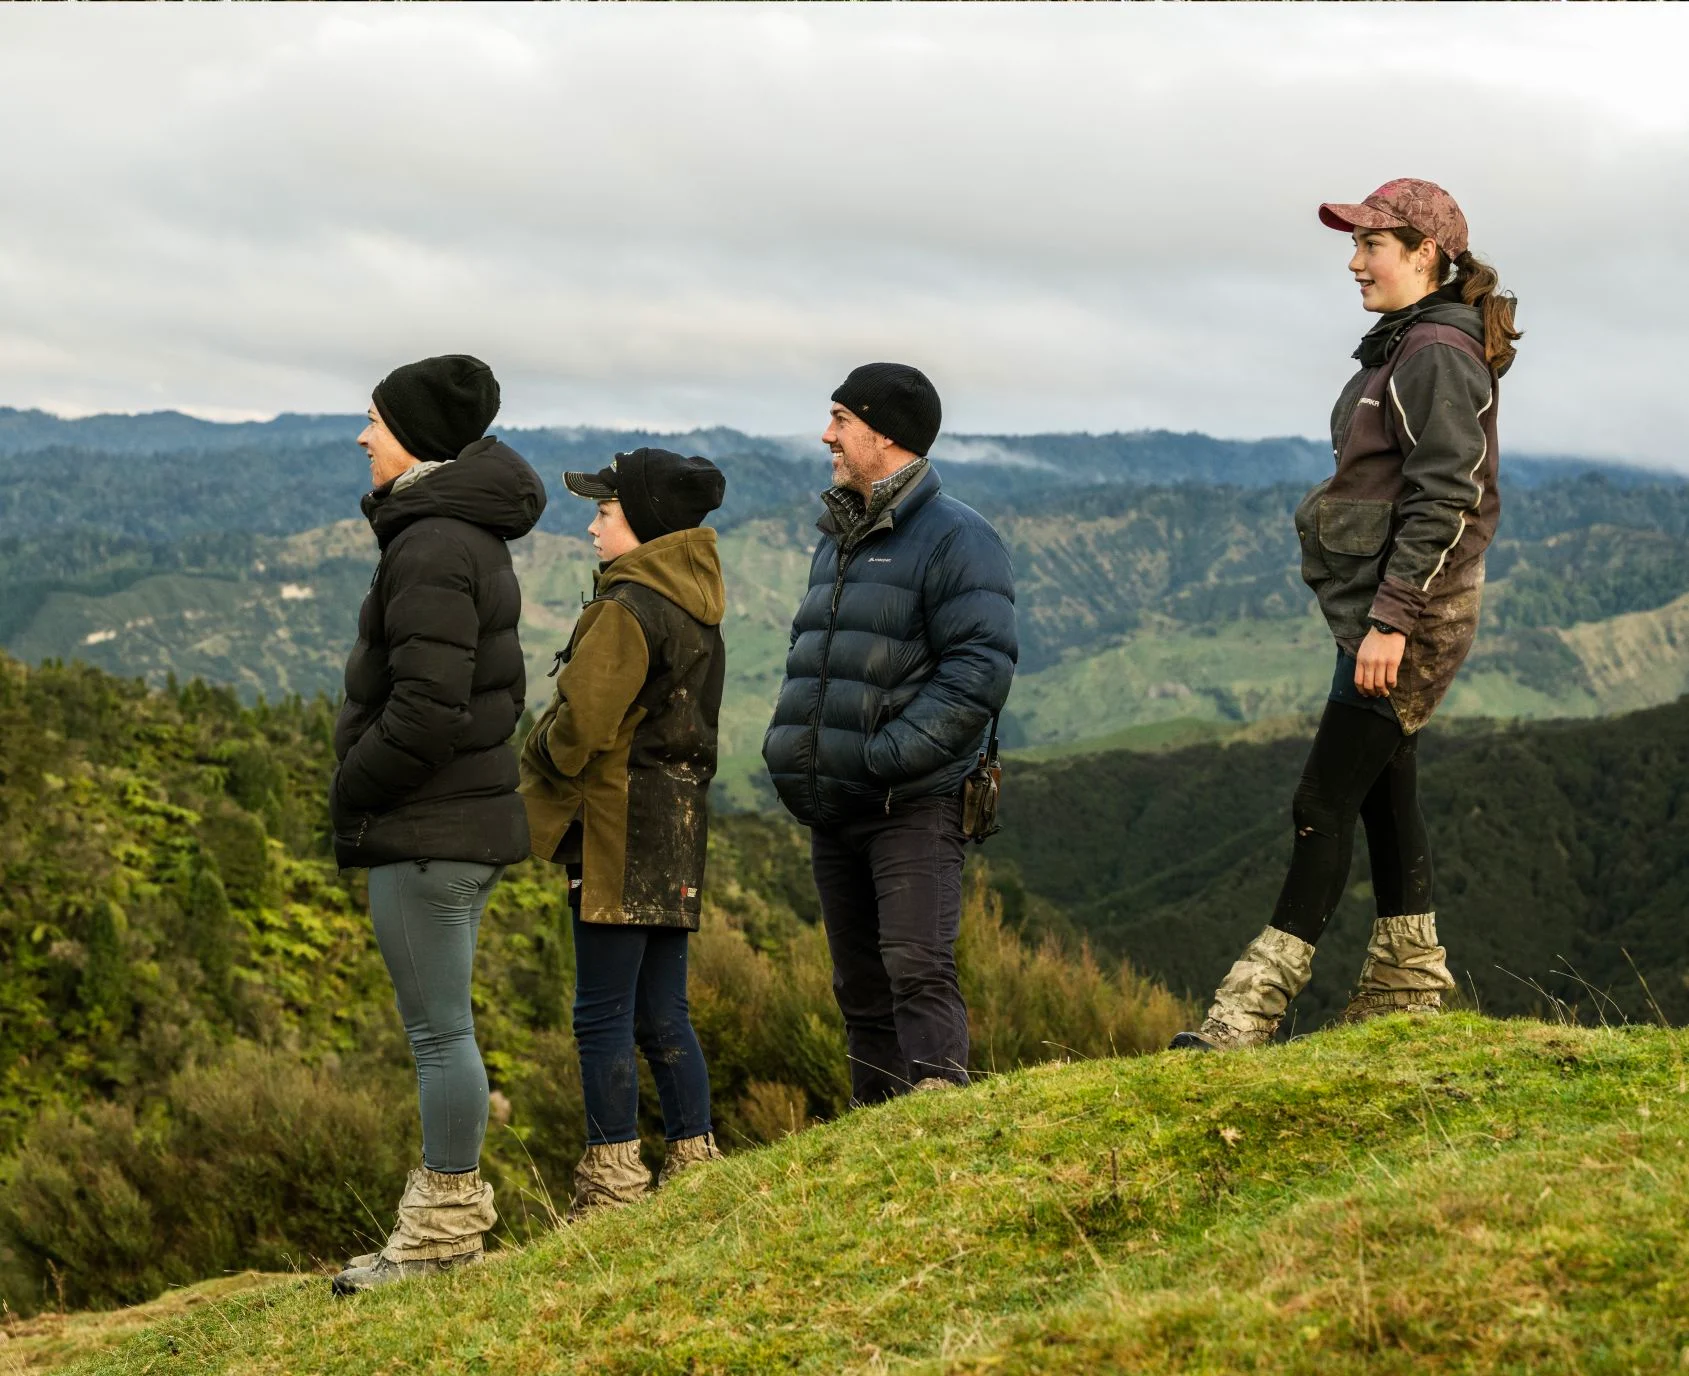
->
<box><xmin>55</xmin><ymin>1015</ymin><xmax>1689</xmax><ymax>1374</ymax></box>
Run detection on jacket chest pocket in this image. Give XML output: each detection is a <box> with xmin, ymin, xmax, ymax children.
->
<box><xmin>1316</xmin><ymin>499</ymin><xmax>1393</xmax><ymax>557</ymax></box>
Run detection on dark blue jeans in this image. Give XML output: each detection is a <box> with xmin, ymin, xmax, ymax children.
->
<box><xmin>811</xmin><ymin>794</ymin><xmax>969</xmax><ymax>1103</ymax></box>
<box><xmin>571</xmin><ymin>914</ymin><xmax>712</xmax><ymax>1146</ymax></box>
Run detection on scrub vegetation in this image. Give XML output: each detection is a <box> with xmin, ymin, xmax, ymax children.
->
<box><xmin>38</xmin><ymin>1015</ymin><xmax>1689</xmax><ymax>1375</ymax></box>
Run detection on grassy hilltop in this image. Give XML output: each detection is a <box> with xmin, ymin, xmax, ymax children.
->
<box><xmin>44</xmin><ymin>1014</ymin><xmax>1689</xmax><ymax>1376</ymax></box>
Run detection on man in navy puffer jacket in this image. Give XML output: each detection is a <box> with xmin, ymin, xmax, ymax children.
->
<box><xmin>762</xmin><ymin>363</ymin><xmax>1017</xmax><ymax>1102</ymax></box>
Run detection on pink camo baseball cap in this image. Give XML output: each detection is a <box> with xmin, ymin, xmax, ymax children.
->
<box><xmin>1319</xmin><ymin>178</ymin><xmax>1469</xmax><ymax>259</ymax></box>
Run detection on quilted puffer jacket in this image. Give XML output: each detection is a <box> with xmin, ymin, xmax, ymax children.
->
<box><xmin>331</xmin><ymin>436</ymin><xmax>546</xmax><ymax>868</ymax></box>
<box><xmin>762</xmin><ymin>465</ymin><xmax>1017</xmax><ymax>827</ymax></box>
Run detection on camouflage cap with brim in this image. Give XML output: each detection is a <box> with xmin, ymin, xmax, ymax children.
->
<box><xmin>1319</xmin><ymin>177</ymin><xmax>1469</xmax><ymax>258</ymax></box>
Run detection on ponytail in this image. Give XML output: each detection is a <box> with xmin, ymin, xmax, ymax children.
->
<box><xmin>1452</xmin><ymin>250</ymin><xmax>1521</xmax><ymax>374</ymax></box>
<box><xmin>1387</xmin><ymin>227</ymin><xmax>1521</xmax><ymax>373</ymax></box>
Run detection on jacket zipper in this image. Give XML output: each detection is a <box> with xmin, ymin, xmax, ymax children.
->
<box><xmin>807</xmin><ymin>546</ymin><xmax>856</xmax><ymax>820</ymax></box>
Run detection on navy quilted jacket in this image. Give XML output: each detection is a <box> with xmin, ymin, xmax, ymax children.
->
<box><xmin>762</xmin><ymin>466</ymin><xmax>1017</xmax><ymax>827</ymax></box>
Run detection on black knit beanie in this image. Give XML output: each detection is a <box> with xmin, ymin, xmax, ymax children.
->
<box><xmin>564</xmin><ymin>448</ymin><xmax>726</xmax><ymax>545</ymax></box>
<box><xmin>830</xmin><ymin>362</ymin><xmax>942</xmax><ymax>457</ymax></box>
<box><xmin>372</xmin><ymin>354</ymin><xmax>501</xmax><ymax>464</ymax></box>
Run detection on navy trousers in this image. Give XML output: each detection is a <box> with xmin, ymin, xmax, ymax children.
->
<box><xmin>810</xmin><ymin>795</ymin><xmax>970</xmax><ymax>1103</ymax></box>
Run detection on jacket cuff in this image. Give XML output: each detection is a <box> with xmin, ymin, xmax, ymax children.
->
<box><xmin>1368</xmin><ymin>576</ymin><xmax>1427</xmax><ymax>635</ymax></box>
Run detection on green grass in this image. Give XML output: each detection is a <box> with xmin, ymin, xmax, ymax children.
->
<box><xmin>58</xmin><ymin>1015</ymin><xmax>1689</xmax><ymax>1374</ymax></box>
<box><xmin>0</xmin><ymin>1274</ymin><xmax>286</xmax><ymax>1374</ymax></box>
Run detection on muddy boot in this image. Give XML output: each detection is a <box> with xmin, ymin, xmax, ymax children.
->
<box><xmin>570</xmin><ymin>1140</ymin><xmax>651</xmax><ymax>1217</ymax></box>
<box><xmin>657</xmin><ymin>1132</ymin><xmax>722</xmax><ymax>1188</ymax></box>
<box><xmin>332</xmin><ymin>1165</ymin><xmax>496</xmax><ymax>1295</ymax></box>
<box><xmin>1342</xmin><ymin>913</ymin><xmax>1453</xmax><ymax>1023</ymax></box>
<box><xmin>1169</xmin><ymin>925</ymin><xmax>1316</xmax><ymax>1051</ymax></box>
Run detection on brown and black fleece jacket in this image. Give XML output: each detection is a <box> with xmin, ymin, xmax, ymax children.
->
<box><xmin>518</xmin><ymin>527</ymin><xmax>725</xmax><ymax>929</ymax></box>
<box><xmin>1296</xmin><ymin>286</ymin><xmax>1506</xmax><ymax>733</ymax></box>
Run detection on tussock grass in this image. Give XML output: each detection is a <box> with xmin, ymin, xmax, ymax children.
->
<box><xmin>59</xmin><ymin>1015</ymin><xmax>1689</xmax><ymax>1374</ymax></box>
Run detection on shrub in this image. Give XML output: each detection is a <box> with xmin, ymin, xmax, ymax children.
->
<box><xmin>0</xmin><ymin>1045</ymin><xmax>412</xmax><ymax>1314</ymax></box>
<box><xmin>736</xmin><ymin>1081</ymin><xmax>811</xmax><ymax>1143</ymax></box>
<box><xmin>959</xmin><ymin>869</ymin><xmax>1194</xmax><ymax>1071</ymax></box>
<box><xmin>490</xmin><ymin>1028</ymin><xmax>585</xmax><ymax>1233</ymax></box>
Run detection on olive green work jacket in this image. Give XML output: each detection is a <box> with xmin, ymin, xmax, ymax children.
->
<box><xmin>518</xmin><ymin>527</ymin><xmax>726</xmax><ymax>928</ymax></box>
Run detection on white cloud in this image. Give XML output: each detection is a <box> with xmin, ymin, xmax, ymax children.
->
<box><xmin>0</xmin><ymin>5</ymin><xmax>1684</xmax><ymax>464</ymax></box>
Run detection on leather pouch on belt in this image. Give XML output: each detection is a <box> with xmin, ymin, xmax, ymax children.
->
<box><xmin>960</xmin><ymin>714</ymin><xmax>1002</xmax><ymax>843</ymax></box>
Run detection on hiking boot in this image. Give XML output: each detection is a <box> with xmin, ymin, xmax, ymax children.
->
<box><xmin>912</xmin><ymin>1076</ymin><xmax>959</xmax><ymax>1092</ymax></box>
<box><xmin>1342</xmin><ymin>913</ymin><xmax>1454</xmax><ymax>1023</ymax></box>
<box><xmin>331</xmin><ymin>1165</ymin><xmax>495</xmax><ymax>1296</ymax></box>
<box><xmin>657</xmin><ymin>1132</ymin><xmax>722</xmax><ymax>1188</ymax></box>
<box><xmin>570</xmin><ymin>1139</ymin><xmax>651</xmax><ymax>1217</ymax></box>
<box><xmin>331</xmin><ymin>1250</ymin><xmax>482</xmax><ymax>1295</ymax></box>
<box><xmin>1169</xmin><ymin>925</ymin><xmax>1316</xmax><ymax>1052</ymax></box>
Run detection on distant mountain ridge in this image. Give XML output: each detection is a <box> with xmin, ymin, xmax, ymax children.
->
<box><xmin>5</xmin><ymin>404</ymin><xmax>1689</xmax><ymax>804</ymax></box>
<box><xmin>0</xmin><ymin>406</ymin><xmax>1679</xmax><ymax>520</ymax></box>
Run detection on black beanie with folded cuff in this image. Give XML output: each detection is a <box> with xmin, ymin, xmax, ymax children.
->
<box><xmin>562</xmin><ymin>447</ymin><xmax>726</xmax><ymax>545</ymax></box>
<box><xmin>830</xmin><ymin>362</ymin><xmax>942</xmax><ymax>457</ymax></box>
<box><xmin>372</xmin><ymin>354</ymin><xmax>501</xmax><ymax>465</ymax></box>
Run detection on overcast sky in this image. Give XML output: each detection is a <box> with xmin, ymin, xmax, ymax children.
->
<box><xmin>2</xmin><ymin>6</ymin><xmax>1685</xmax><ymax>465</ymax></box>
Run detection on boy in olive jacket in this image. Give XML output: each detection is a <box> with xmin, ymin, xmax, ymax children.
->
<box><xmin>519</xmin><ymin>447</ymin><xmax>727</xmax><ymax>1212</ymax></box>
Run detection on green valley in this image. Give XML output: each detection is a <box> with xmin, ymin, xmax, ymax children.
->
<box><xmin>6</xmin><ymin>423</ymin><xmax>1689</xmax><ymax>1363</ymax></box>
<box><xmin>9</xmin><ymin>420</ymin><xmax>1689</xmax><ymax>813</ymax></box>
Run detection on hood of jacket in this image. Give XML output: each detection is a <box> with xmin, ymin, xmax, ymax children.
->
<box><xmin>1354</xmin><ymin>284</ymin><xmax>1487</xmax><ymax>370</ymax></box>
<box><xmin>596</xmin><ymin>526</ymin><xmax>725</xmax><ymax>626</ymax></box>
<box><xmin>362</xmin><ymin>436</ymin><xmax>547</xmax><ymax>548</ymax></box>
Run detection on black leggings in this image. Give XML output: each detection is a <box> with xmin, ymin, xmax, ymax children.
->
<box><xmin>1268</xmin><ymin>702</ymin><xmax>1433</xmax><ymax>945</ymax></box>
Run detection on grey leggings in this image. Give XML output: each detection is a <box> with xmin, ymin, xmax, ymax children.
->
<box><xmin>368</xmin><ymin>859</ymin><xmax>503</xmax><ymax>1173</ymax></box>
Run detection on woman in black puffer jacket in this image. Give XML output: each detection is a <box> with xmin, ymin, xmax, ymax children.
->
<box><xmin>328</xmin><ymin>355</ymin><xmax>545</xmax><ymax>1295</ymax></box>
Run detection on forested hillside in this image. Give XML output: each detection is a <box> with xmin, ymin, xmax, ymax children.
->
<box><xmin>991</xmin><ymin>696</ymin><xmax>1689</xmax><ymax>1027</ymax></box>
<box><xmin>0</xmin><ymin>654</ymin><xmax>1183</xmax><ymax>1317</ymax></box>
<box><xmin>7</xmin><ymin>407</ymin><xmax>1689</xmax><ymax>808</ymax></box>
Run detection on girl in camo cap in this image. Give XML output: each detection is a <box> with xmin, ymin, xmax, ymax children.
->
<box><xmin>1173</xmin><ymin>179</ymin><xmax>1522</xmax><ymax>1052</ymax></box>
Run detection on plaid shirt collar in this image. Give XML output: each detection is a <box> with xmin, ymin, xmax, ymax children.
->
<box><xmin>821</xmin><ymin>455</ymin><xmax>929</xmax><ymax>546</ymax></box>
